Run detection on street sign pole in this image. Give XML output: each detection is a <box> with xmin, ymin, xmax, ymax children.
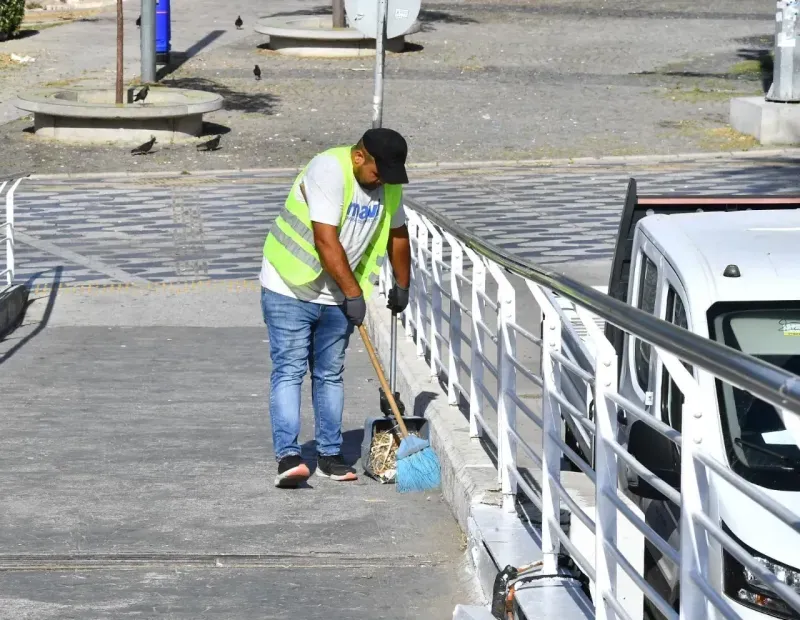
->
<box><xmin>766</xmin><ymin>0</ymin><xmax>800</xmax><ymax>102</ymax></box>
<box><xmin>347</xmin><ymin>0</ymin><xmax>419</xmax><ymax>128</ymax></box>
<box><xmin>141</xmin><ymin>0</ymin><xmax>156</xmax><ymax>83</ymax></box>
<box><xmin>116</xmin><ymin>0</ymin><xmax>124</xmax><ymax>104</ymax></box>
<box><xmin>371</xmin><ymin>0</ymin><xmax>388</xmax><ymax>129</ymax></box>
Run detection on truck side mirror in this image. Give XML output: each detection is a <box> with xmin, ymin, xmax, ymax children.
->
<box><xmin>626</xmin><ymin>419</ymin><xmax>681</xmax><ymax>501</ymax></box>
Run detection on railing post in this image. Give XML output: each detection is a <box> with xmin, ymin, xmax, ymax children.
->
<box><xmin>594</xmin><ymin>340</ymin><xmax>619</xmax><ymax>620</ymax></box>
<box><xmin>466</xmin><ymin>248</ymin><xmax>486</xmax><ymax>439</ymax></box>
<box><xmin>680</xmin><ymin>396</ymin><xmax>711</xmax><ymax>620</ymax></box>
<box><xmin>490</xmin><ymin>263</ymin><xmax>517</xmax><ymax>512</ymax></box>
<box><xmin>445</xmin><ymin>234</ymin><xmax>463</xmax><ymax>406</ymax></box>
<box><xmin>378</xmin><ymin>247</ymin><xmax>390</xmax><ymax>298</ymax></box>
<box><xmin>540</xmin><ymin>293</ymin><xmax>563</xmax><ymax>574</ymax></box>
<box><xmin>428</xmin><ymin>223</ymin><xmax>444</xmax><ymax>379</ymax></box>
<box><xmin>2</xmin><ymin>178</ymin><xmax>21</xmax><ymax>288</ymax></box>
<box><xmin>416</xmin><ymin>218</ymin><xmax>430</xmax><ymax>359</ymax></box>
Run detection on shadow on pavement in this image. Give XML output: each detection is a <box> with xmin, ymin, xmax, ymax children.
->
<box><xmin>737</xmin><ymin>47</ymin><xmax>775</xmax><ymax>93</ymax></box>
<box><xmin>263</xmin><ymin>6</ymin><xmax>332</xmax><ymax>18</ymax></box>
<box><xmin>156</xmin><ymin>30</ymin><xmax>226</xmax><ymax>81</ymax></box>
<box><xmin>419</xmin><ymin>8</ymin><xmax>478</xmax><ymax>32</ymax></box>
<box><xmin>162</xmin><ymin>76</ymin><xmax>279</xmax><ymax>115</ymax></box>
<box><xmin>300</xmin><ymin>428</ymin><xmax>365</xmax><ymax>468</ymax></box>
<box><xmin>199</xmin><ymin>121</ymin><xmax>232</xmax><ymax>137</ymax></box>
<box><xmin>0</xmin><ymin>265</ymin><xmax>62</xmax><ymax>367</ymax></box>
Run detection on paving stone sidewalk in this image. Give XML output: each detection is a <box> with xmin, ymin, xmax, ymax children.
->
<box><xmin>10</xmin><ymin>154</ymin><xmax>800</xmax><ymax>289</ymax></box>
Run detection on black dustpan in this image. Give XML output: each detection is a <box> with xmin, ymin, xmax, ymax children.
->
<box><xmin>361</xmin><ymin>414</ymin><xmax>430</xmax><ymax>482</ymax></box>
<box><xmin>361</xmin><ymin>310</ymin><xmax>428</xmax><ymax>482</ymax></box>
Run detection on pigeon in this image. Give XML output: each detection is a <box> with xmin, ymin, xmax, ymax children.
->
<box><xmin>235</xmin><ymin>15</ymin><xmax>243</xmax><ymax>29</ymax></box>
<box><xmin>136</xmin><ymin>15</ymin><xmax>141</xmax><ymax>27</ymax></box>
<box><xmin>131</xmin><ymin>136</ymin><xmax>156</xmax><ymax>155</ymax></box>
<box><xmin>197</xmin><ymin>135</ymin><xmax>221</xmax><ymax>151</ymax></box>
<box><xmin>253</xmin><ymin>64</ymin><xmax>261</xmax><ymax>80</ymax></box>
<box><xmin>133</xmin><ymin>85</ymin><xmax>149</xmax><ymax>103</ymax></box>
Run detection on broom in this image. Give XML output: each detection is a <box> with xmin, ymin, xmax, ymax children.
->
<box><xmin>358</xmin><ymin>324</ymin><xmax>441</xmax><ymax>492</ymax></box>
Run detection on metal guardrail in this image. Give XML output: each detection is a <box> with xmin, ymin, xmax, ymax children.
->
<box><xmin>0</xmin><ymin>176</ymin><xmax>26</xmax><ymax>293</ymax></box>
<box><xmin>379</xmin><ymin>196</ymin><xmax>800</xmax><ymax>620</ymax></box>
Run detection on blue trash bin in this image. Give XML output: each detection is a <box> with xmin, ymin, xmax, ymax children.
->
<box><xmin>155</xmin><ymin>0</ymin><xmax>171</xmax><ymax>64</ymax></box>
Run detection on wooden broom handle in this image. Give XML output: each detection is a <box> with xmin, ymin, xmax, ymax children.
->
<box><xmin>358</xmin><ymin>324</ymin><xmax>409</xmax><ymax>437</ymax></box>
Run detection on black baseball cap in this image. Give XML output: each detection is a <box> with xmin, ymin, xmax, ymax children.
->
<box><xmin>361</xmin><ymin>128</ymin><xmax>409</xmax><ymax>184</ymax></box>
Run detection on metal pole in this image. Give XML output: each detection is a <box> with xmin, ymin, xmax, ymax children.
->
<box><xmin>766</xmin><ymin>0</ymin><xmax>800</xmax><ymax>102</ymax></box>
<box><xmin>371</xmin><ymin>0</ymin><xmax>388</xmax><ymax>129</ymax></box>
<box><xmin>140</xmin><ymin>0</ymin><xmax>156</xmax><ymax>83</ymax></box>
<box><xmin>332</xmin><ymin>0</ymin><xmax>346</xmax><ymax>28</ymax></box>
<box><xmin>5</xmin><ymin>181</ymin><xmax>13</xmax><ymax>288</ymax></box>
<box><xmin>116</xmin><ymin>0</ymin><xmax>124</xmax><ymax>104</ymax></box>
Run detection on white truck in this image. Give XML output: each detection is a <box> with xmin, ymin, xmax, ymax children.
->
<box><xmin>563</xmin><ymin>180</ymin><xmax>800</xmax><ymax>620</ymax></box>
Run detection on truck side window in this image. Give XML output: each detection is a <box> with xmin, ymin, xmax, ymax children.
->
<box><xmin>634</xmin><ymin>255</ymin><xmax>658</xmax><ymax>390</ymax></box>
<box><xmin>660</xmin><ymin>285</ymin><xmax>692</xmax><ymax>432</ymax></box>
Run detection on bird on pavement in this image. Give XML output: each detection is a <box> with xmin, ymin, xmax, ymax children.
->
<box><xmin>131</xmin><ymin>136</ymin><xmax>156</xmax><ymax>155</ymax></box>
<box><xmin>136</xmin><ymin>15</ymin><xmax>141</xmax><ymax>27</ymax></box>
<box><xmin>133</xmin><ymin>85</ymin><xmax>149</xmax><ymax>103</ymax></box>
<box><xmin>197</xmin><ymin>135</ymin><xmax>221</xmax><ymax>151</ymax></box>
<box><xmin>254</xmin><ymin>65</ymin><xmax>261</xmax><ymax>80</ymax></box>
<box><xmin>235</xmin><ymin>15</ymin><xmax>243</xmax><ymax>29</ymax></box>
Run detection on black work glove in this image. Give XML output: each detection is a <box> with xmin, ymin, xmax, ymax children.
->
<box><xmin>387</xmin><ymin>284</ymin><xmax>410</xmax><ymax>314</ymax></box>
<box><xmin>342</xmin><ymin>294</ymin><xmax>366</xmax><ymax>326</ymax></box>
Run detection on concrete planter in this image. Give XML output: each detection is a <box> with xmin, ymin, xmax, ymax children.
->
<box><xmin>14</xmin><ymin>87</ymin><xmax>223</xmax><ymax>144</ymax></box>
<box><xmin>730</xmin><ymin>96</ymin><xmax>800</xmax><ymax>145</ymax></box>
<box><xmin>255</xmin><ymin>15</ymin><xmax>421</xmax><ymax>58</ymax></box>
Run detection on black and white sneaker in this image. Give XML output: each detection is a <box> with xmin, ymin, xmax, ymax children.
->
<box><xmin>316</xmin><ymin>454</ymin><xmax>358</xmax><ymax>481</ymax></box>
<box><xmin>274</xmin><ymin>455</ymin><xmax>310</xmax><ymax>488</ymax></box>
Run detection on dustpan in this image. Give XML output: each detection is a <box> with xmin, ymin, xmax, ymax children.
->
<box><xmin>361</xmin><ymin>309</ymin><xmax>429</xmax><ymax>483</ymax></box>
<box><xmin>361</xmin><ymin>414</ymin><xmax>430</xmax><ymax>483</ymax></box>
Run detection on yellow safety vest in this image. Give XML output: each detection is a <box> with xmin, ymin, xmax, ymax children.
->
<box><xmin>263</xmin><ymin>145</ymin><xmax>402</xmax><ymax>299</ymax></box>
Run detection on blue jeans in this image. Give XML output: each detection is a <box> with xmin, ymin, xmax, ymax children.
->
<box><xmin>261</xmin><ymin>287</ymin><xmax>354</xmax><ymax>461</ymax></box>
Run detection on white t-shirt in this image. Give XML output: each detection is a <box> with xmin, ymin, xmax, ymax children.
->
<box><xmin>260</xmin><ymin>153</ymin><xmax>406</xmax><ymax>305</ymax></box>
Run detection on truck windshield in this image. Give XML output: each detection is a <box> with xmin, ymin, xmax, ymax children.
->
<box><xmin>708</xmin><ymin>303</ymin><xmax>800</xmax><ymax>491</ymax></box>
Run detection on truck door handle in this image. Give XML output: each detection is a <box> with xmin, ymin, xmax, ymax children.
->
<box><xmin>591</xmin><ymin>397</ymin><xmax>627</xmax><ymax>426</ymax></box>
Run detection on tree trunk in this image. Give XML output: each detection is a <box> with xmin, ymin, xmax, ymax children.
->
<box><xmin>332</xmin><ymin>0</ymin><xmax>345</xmax><ymax>28</ymax></box>
<box><xmin>116</xmin><ymin>0</ymin><xmax>123</xmax><ymax>104</ymax></box>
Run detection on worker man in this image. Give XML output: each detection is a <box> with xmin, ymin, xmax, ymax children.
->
<box><xmin>260</xmin><ymin>128</ymin><xmax>412</xmax><ymax>489</ymax></box>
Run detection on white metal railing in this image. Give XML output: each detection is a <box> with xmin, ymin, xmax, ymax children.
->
<box><xmin>0</xmin><ymin>176</ymin><xmax>25</xmax><ymax>293</ymax></box>
<box><xmin>379</xmin><ymin>198</ymin><xmax>800</xmax><ymax>620</ymax></box>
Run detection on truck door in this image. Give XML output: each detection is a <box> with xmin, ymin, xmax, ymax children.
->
<box><xmin>618</xmin><ymin>237</ymin><xmax>663</xmax><ymax>451</ymax></box>
<box><xmin>646</xmin><ymin>263</ymin><xmax>692</xmax><ymax>601</ymax></box>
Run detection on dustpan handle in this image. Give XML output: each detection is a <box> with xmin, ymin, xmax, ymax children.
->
<box><xmin>358</xmin><ymin>324</ymin><xmax>409</xmax><ymax>438</ymax></box>
<box><xmin>389</xmin><ymin>310</ymin><xmax>397</xmax><ymax>393</ymax></box>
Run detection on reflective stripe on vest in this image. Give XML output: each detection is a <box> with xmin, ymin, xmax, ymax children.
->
<box><xmin>269</xmin><ymin>220</ymin><xmax>321</xmax><ymax>272</ymax></box>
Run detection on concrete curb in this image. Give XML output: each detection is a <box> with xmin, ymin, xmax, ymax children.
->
<box><xmin>364</xmin><ymin>296</ymin><xmax>501</xmax><ymax>534</ymax></box>
<box><xmin>0</xmin><ymin>284</ymin><xmax>29</xmax><ymax>339</ymax></box>
<box><xmin>363</xmin><ymin>297</ymin><xmax>593</xmax><ymax>617</ymax></box>
<box><xmin>26</xmin><ymin>147</ymin><xmax>800</xmax><ymax>181</ymax></box>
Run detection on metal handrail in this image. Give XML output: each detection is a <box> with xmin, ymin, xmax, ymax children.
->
<box><xmin>1</xmin><ymin>175</ymin><xmax>27</xmax><ymax>292</ymax></box>
<box><xmin>399</xmin><ymin>197</ymin><xmax>800</xmax><ymax>619</ymax></box>
<box><xmin>404</xmin><ymin>197</ymin><xmax>800</xmax><ymax>412</ymax></box>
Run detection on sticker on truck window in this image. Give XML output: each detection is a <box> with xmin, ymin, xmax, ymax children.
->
<box><xmin>780</xmin><ymin>320</ymin><xmax>800</xmax><ymax>336</ymax></box>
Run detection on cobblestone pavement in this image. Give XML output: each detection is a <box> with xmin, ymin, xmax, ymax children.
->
<box><xmin>0</xmin><ymin>0</ymin><xmax>785</xmax><ymax>175</ymax></box>
<box><xmin>11</xmin><ymin>154</ymin><xmax>800</xmax><ymax>288</ymax></box>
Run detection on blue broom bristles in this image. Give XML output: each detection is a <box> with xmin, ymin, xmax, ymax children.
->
<box><xmin>396</xmin><ymin>435</ymin><xmax>441</xmax><ymax>492</ymax></box>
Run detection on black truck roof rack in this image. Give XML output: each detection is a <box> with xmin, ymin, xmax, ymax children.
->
<box><xmin>604</xmin><ymin>178</ymin><xmax>800</xmax><ymax>359</ymax></box>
